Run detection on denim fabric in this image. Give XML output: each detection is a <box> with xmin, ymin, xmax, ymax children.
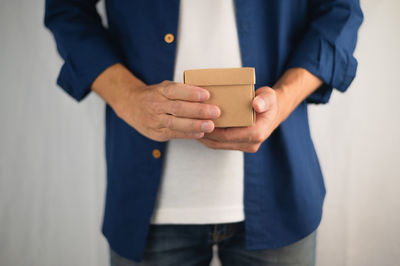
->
<box><xmin>110</xmin><ymin>221</ymin><xmax>316</xmax><ymax>266</ymax></box>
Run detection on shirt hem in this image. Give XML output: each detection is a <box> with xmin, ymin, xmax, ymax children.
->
<box><xmin>150</xmin><ymin>206</ymin><xmax>245</xmax><ymax>224</ymax></box>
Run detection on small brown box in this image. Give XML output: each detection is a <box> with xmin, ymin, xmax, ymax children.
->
<box><xmin>183</xmin><ymin>67</ymin><xmax>256</xmax><ymax>128</ymax></box>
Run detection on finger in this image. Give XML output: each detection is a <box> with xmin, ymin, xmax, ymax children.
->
<box><xmin>203</xmin><ymin>127</ymin><xmax>264</xmax><ymax>144</ymax></box>
<box><xmin>169</xmin><ymin>131</ymin><xmax>205</xmax><ymax>139</ymax></box>
<box><xmin>160</xmin><ymin>114</ymin><xmax>215</xmax><ymax>133</ymax></box>
<box><xmin>164</xmin><ymin>100</ymin><xmax>220</xmax><ymax>119</ymax></box>
<box><xmin>198</xmin><ymin>138</ymin><xmax>260</xmax><ymax>153</ymax></box>
<box><xmin>160</xmin><ymin>82</ymin><xmax>210</xmax><ymax>102</ymax></box>
<box><xmin>252</xmin><ymin>87</ymin><xmax>276</xmax><ymax>113</ymax></box>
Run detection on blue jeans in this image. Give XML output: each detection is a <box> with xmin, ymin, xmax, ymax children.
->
<box><xmin>110</xmin><ymin>221</ymin><xmax>316</xmax><ymax>266</ymax></box>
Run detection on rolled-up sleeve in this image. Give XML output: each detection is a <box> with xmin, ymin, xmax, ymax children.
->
<box><xmin>286</xmin><ymin>0</ymin><xmax>363</xmax><ymax>104</ymax></box>
<box><xmin>44</xmin><ymin>0</ymin><xmax>122</xmax><ymax>101</ymax></box>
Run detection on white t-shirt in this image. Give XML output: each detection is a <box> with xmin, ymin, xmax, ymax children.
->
<box><xmin>150</xmin><ymin>0</ymin><xmax>244</xmax><ymax>224</ymax></box>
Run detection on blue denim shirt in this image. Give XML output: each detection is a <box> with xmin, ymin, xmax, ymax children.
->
<box><xmin>45</xmin><ymin>0</ymin><xmax>363</xmax><ymax>262</ymax></box>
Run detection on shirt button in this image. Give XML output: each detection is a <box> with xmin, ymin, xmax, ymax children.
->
<box><xmin>152</xmin><ymin>149</ymin><xmax>161</xmax><ymax>159</ymax></box>
<box><xmin>164</xmin><ymin>33</ymin><xmax>175</xmax><ymax>44</ymax></box>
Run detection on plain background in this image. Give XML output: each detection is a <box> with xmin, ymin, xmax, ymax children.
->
<box><xmin>1</xmin><ymin>0</ymin><xmax>399</xmax><ymax>265</ymax></box>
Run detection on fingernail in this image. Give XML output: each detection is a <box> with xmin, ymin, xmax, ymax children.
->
<box><xmin>193</xmin><ymin>132</ymin><xmax>204</xmax><ymax>138</ymax></box>
<box><xmin>198</xmin><ymin>90</ymin><xmax>209</xmax><ymax>101</ymax></box>
<box><xmin>209</xmin><ymin>107</ymin><xmax>220</xmax><ymax>118</ymax></box>
<box><xmin>201</xmin><ymin>121</ymin><xmax>213</xmax><ymax>132</ymax></box>
<box><xmin>256</xmin><ymin>98</ymin><xmax>265</xmax><ymax>111</ymax></box>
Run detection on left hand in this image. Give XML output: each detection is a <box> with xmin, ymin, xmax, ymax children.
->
<box><xmin>198</xmin><ymin>86</ymin><xmax>281</xmax><ymax>153</ymax></box>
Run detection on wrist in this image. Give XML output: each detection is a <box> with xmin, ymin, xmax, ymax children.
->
<box><xmin>111</xmin><ymin>83</ymin><xmax>142</xmax><ymax>119</ymax></box>
<box><xmin>91</xmin><ymin>63</ymin><xmax>146</xmax><ymax>116</ymax></box>
<box><xmin>272</xmin><ymin>68</ymin><xmax>323</xmax><ymax>123</ymax></box>
<box><xmin>273</xmin><ymin>85</ymin><xmax>293</xmax><ymax>125</ymax></box>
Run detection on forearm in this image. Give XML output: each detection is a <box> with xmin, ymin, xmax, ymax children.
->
<box><xmin>274</xmin><ymin>68</ymin><xmax>323</xmax><ymax>124</ymax></box>
<box><xmin>91</xmin><ymin>63</ymin><xmax>146</xmax><ymax>115</ymax></box>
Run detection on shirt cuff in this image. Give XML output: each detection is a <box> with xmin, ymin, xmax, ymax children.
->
<box><xmin>56</xmin><ymin>41</ymin><xmax>122</xmax><ymax>102</ymax></box>
<box><xmin>286</xmin><ymin>30</ymin><xmax>358</xmax><ymax>104</ymax></box>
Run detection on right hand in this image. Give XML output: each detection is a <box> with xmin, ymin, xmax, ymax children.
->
<box><xmin>115</xmin><ymin>80</ymin><xmax>221</xmax><ymax>142</ymax></box>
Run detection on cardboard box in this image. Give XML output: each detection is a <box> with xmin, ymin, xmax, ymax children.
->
<box><xmin>183</xmin><ymin>67</ymin><xmax>256</xmax><ymax>128</ymax></box>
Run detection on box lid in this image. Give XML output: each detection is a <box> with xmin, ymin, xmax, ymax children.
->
<box><xmin>183</xmin><ymin>67</ymin><xmax>255</xmax><ymax>86</ymax></box>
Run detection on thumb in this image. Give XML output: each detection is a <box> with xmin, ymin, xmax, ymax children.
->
<box><xmin>253</xmin><ymin>96</ymin><xmax>266</xmax><ymax>113</ymax></box>
<box><xmin>252</xmin><ymin>87</ymin><xmax>275</xmax><ymax>113</ymax></box>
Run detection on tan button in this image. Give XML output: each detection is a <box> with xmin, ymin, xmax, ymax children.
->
<box><xmin>152</xmin><ymin>149</ymin><xmax>161</xmax><ymax>159</ymax></box>
<box><xmin>164</xmin><ymin>33</ymin><xmax>174</xmax><ymax>44</ymax></box>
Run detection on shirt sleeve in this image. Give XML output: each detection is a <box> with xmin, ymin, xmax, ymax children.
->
<box><xmin>44</xmin><ymin>0</ymin><xmax>122</xmax><ymax>102</ymax></box>
<box><xmin>286</xmin><ymin>0</ymin><xmax>364</xmax><ymax>104</ymax></box>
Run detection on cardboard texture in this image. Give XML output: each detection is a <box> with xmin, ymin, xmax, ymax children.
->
<box><xmin>183</xmin><ymin>67</ymin><xmax>256</xmax><ymax>127</ymax></box>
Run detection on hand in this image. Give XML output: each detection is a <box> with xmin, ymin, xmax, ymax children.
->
<box><xmin>197</xmin><ymin>86</ymin><xmax>280</xmax><ymax>153</ymax></box>
<box><xmin>115</xmin><ymin>80</ymin><xmax>221</xmax><ymax>142</ymax></box>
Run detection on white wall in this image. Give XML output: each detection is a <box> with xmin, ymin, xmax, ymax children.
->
<box><xmin>310</xmin><ymin>1</ymin><xmax>400</xmax><ymax>265</ymax></box>
<box><xmin>0</xmin><ymin>1</ymin><xmax>399</xmax><ymax>265</ymax></box>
